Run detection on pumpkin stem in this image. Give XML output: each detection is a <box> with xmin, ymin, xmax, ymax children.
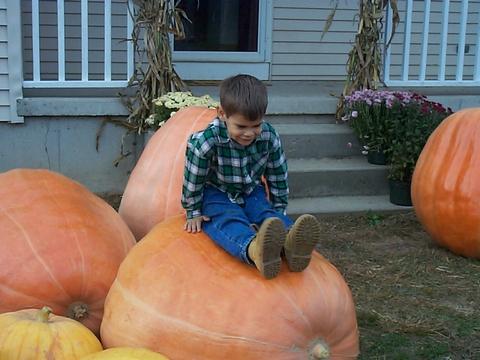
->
<box><xmin>66</xmin><ymin>302</ymin><xmax>89</xmax><ymax>321</ymax></box>
<box><xmin>36</xmin><ymin>306</ymin><xmax>53</xmax><ymax>322</ymax></box>
<box><xmin>310</xmin><ymin>340</ymin><xmax>330</xmax><ymax>359</ymax></box>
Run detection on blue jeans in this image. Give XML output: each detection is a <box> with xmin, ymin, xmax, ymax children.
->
<box><xmin>201</xmin><ymin>185</ymin><xmax>293</xmax><ymax>264</ymax></box>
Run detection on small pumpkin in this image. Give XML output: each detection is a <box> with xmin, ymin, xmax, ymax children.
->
<box><xmin>119</xmin><ymin>106</ymin><xmax>217</xmax><ymax>239</ymax></box>
<box><xmin>0</xmin><ymin>306</ymin><xmax>103</xmax><ymax>359</ymax></box>
<box><xmin>0</xmin><ymin>169</ymin><xmax>136</xmax><ymax>334</ymax></box>
<box><xmin>100</xmin><ymin>216</ymin><xmax>359</xmax><ymax>360</ymax></box>
<box><xmin>81</xmin><ymin>347</ymin><xmax>169</xmax><ymax>360</ymax></box>
<box><xmin>412</xmin><ymin>108</ymin><xmax>480</xmax><ymax>258</ymax></box>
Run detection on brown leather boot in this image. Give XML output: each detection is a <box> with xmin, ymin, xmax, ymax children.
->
<box><xmin>284</xmin><ymin>214</ymin><xmax>321</xmax><ymax>272</ymax></box>
<box><xmin>247</xmin><ymin>217</ymin><xmax>286</xmax><ymax>279</ymax></box>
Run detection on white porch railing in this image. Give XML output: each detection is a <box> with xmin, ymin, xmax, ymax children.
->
<box><xmin>24</xmin><ymin>0</ymin><xmax>134</xmax><ymax>88</ymax></box>
<box><xmin>384</xmin><ymin>0</ymin><xmax>480</xmax><ymax>87</ymax></box>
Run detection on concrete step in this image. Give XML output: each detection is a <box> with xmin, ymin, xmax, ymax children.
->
<box><xmin>287</xmin><ymin>195</ymin><xmax>412</xmax><ymax>218</ymax></box>
<box><xmin>266</xmin><ymin>114</ymin><xmax>336</xmax><ymax>124</ymax></box>
<box><xmin>268</xmin><ymin>94</ymin><xmax>338</xmax><ymax>115</ymax></box>
<box><xmin>191</xmin><ymin>81</ymin><xmax>342</xmax><ymax>115</ymax></box>
<box><xmin>288</xmin><ymin>157</ymin><xmax>389</xmax><ymax>198</ymax></box>
<box><xmin>276</xmin><ymin>123</ymin><xmax>361</xmax><ymax>158</ymax></box>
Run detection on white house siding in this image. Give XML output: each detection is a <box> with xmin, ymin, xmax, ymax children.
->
<box><xmin>23</xmin><ymin>0</ymin><xmax>361</xmax><ymax>82</ymax></box>
<box><xmin>21</xmin><ymin>0</ymin><xmax>129</xmax><ymax>81</ymax></box>
<box><xmin>387</xmin><ymin>0</ymin><xmax>480</xmax><ymax>81</ymax></box>
<box><xmin>271</xmin><ymin>0</ymin><xmax>479</xmax><ymax>82</ymax></box>
<box><xmin>271</xmin><ymin>0</ymin><xmax>358</xmax><ymax>80</ymax></box>
<box><xmin>0</xmin><ymin>0</ymin><xmax>10</xmax><ymax>121</ymax></box>
<box><xmin>20</xmin><ymin>0</ymin><xmax>480</xmax><ymax>83</ymax></box>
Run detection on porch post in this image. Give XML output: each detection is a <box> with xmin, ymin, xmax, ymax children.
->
<box><xmin>475</xmin><ymin>6</ymin><xmax>480</xmax><ymax>81</ymax></box>
<box><xmin>401</xmin><ymin>0</ymin><xmax>413</xmax><ymax>81</ymax></box>
<box><xmin>438</xmin><ymin>0</ymin><xmax>449</xmax><ymax>81</ymax></box>
<box><xmin>456</xmin><ymin>0</ymin><xmax>469</xmax><ymax>81</ymax></box>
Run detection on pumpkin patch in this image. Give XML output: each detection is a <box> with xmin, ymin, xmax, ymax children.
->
<box><xmin>0</xmin><ymin>169</ymin><xmax>136</xmax><ymax>335</ymax></box>
<box><xmin>100</xmin><ymin>215</ymin><xmax>359</xmax><ymax>360</ymax></box>
<box><xmin>412</xmin><ymin>108</ymin><xmax>480</xmax><ymax>258</ymax></box>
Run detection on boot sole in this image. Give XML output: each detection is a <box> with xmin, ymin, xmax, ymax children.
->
<box><xmin>285</xmin><ymin>214</ymin><xmax>321</xmax><ymax>272</ymax></box>
<box><xmin>255</xmin><ymin>218</ymin><xmax>286</xmax><ymax>279</ymax></box>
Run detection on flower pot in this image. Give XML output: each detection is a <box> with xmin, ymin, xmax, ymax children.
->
<box><xmin>367</xmin><ymin>150</ymin><xmax>387</xmax><ymax>165</ymax></box>
<box><xmin>389</xmin><ymin>179</ymin><xmax>412</xmax><ymax>206</ymax></box>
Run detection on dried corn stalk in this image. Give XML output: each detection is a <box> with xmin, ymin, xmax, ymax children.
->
<box><xmin>120</xmin><ymin>0</ymin><xmax>190</xmax><ymax>133</ymax></box>
<box><xmin>324</xmin><ymin>0</ymin><xmax>399</xmax><ymax>119</ymax></box>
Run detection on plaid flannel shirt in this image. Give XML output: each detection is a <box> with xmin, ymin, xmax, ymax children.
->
<box><xmin>182</xmin><ymin>118</ymin><xmax>289</xmax><ymax>219</ymax></box>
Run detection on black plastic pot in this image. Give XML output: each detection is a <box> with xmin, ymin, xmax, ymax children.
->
<box><xmin>367</xmin><ymin>150</ymin><xmax>387</xmax><ymax>165</ymax></box>
<box><xmin>389</xmin><ymin>179</ymin><xmax>412</xmax><ymax>206</ymax></box>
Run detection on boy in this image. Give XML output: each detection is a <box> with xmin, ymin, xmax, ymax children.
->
<box><xmin>182</xmin><ymin>74</ymin><xmax>321</xmax><ymax>279</ymax></box>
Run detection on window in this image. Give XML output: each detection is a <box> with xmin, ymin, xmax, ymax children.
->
<box><xmin>175</xmin><ymin>0</ymin><xmax>259</xmax><ymax>53</ymax></box>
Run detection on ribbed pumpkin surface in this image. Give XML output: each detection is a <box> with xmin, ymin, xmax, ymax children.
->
<box><xmin>412</xmin><ymin>108</ymin><xmax>480</xmax><ymax>258</ymax></box>
<box><xmin>0</xmin><ymin>169</ymin><xmax>136</xmax><ymax>334</ymax></box>
<box><xmin>119</xmin><ymin>106</ymin><xmax>217</xmax><ymax>239</ymax></box>
<box><xmin>100</xmin><ymin>216</ymin><xmax>359</xmax><ymax>360</ymax></box>
<box><xmin>81</xmin><ymin>347</ymin><xmax>169</xmax><ymax>360</ymax></box>
<box><xmin>0</xmin><ymin>307</ymin><xmax>103</xmax><ymax>359</ymax></box>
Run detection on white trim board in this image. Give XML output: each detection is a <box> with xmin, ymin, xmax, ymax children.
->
<box><xmin>6</xmin><ymin>0</ymin><xmax>23</xmax><ymax>123</ymax></box>
<box><xmin>174</xmin><ymin>62</ymin><xmax>270</xmax><ymax>81</ymax></box>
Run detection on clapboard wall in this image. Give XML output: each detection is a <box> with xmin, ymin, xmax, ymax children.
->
<box><xmin>271</xmin><ymin>0</ymin><xmax>358</xmax><ymax>80</ymax></box>
<box><xmin>0</xmin><ymin>0</ymin><xmax>10</xmax><ymax>121</ymax></box>
<box><xmin>20</xmin><ymin>0</ymin><xmax>480</xmax><ymax>82</ymax></box>
<box><xmin>270</xmin><ymin>0</ymin><xmax>479</xmax><ymax>81</ymax></box>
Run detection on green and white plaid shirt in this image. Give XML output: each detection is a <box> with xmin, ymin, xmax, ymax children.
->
<box><xmin>182</xmin><ymin>118</ymin><xmax>289</xmax><ymax>219</ymax></box>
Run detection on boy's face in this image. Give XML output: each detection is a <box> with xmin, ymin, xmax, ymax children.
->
<box><xmin>218</xmin><ymin>107</ymin><xmax>263</xmax><ymax>146</ymax></box>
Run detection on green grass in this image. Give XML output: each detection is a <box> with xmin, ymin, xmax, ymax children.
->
<box><xmin>319</xmin><ymin>212</ymin><xmax>480</xmax><ymax>359</ymax></box>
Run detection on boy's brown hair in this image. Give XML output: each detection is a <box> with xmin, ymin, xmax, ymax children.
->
<box><xmin>219</xmin><ymin>74</ymin><xmax>268</xmax><ymax>121</ymax></box>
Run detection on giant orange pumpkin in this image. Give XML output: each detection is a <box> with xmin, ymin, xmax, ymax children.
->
<box><xmin>100</xmin><ymin>216</ymin><xmax>359</xmax><ymax>359</ymax></box>
<box><xmin>81</xmin><ymin>347</ymin><xmax>169</xmax><ymax>360</ymax></box>
<box><xmin>412</xmin><ymin>108</ymin><xmax>480</xmax><ymax>258</ymax></box>
<box><xmin>119</xmin><ymin>106</ymin><xmax>217</xmax><ymax>239</ymax></box>
<box><xmin>0</xmin><ymin>169</ymin><xmax>136</xmax><ymax>334</ymax></box>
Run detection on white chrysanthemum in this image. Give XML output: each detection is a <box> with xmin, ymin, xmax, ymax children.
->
<box><xmin>173</xmin><ymin>95</ymin><xmax>183</xmax><ymax>103</ymax></box>
<box><xmin>145</xmin><ymin>114</ymin><xmax>156</xmax><ymax>125</ymax></box>
<box><xmin>164</xmin><ymin>100</ymin><xmax>176</xmax><ymax>108</ymax></box>
<box><xmin>150</xmin><ymin>91</ymin><xmax>219</xmax><ymax>128</ymax></box>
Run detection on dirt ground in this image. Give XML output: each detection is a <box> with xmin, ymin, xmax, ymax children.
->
<box><xmin>318</xmin><ymin>211</ymin><xmax>480</xmax><ymax>359</ymax></box>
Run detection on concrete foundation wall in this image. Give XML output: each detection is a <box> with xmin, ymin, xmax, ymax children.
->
<box><xmin>3</xmin><ymin>83</ymin><xmax>479</xmax><ymax>196</ymax></box>
<box><xmin>0</xmin><ymin>116</ymin><xmax>142</xmax><ymax>195</ymax></box>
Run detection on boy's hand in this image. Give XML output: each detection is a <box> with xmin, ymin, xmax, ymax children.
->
<box><xmin>184</xmin><ymin>215</ymin><xmax>210</xmax><ymax>233</ymax></box>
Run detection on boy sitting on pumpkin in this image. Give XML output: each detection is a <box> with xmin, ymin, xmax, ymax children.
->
<box><xmin>182</xmin><ymin>74</ymin><xmax>321</xmax><ymax>279</ymax></box>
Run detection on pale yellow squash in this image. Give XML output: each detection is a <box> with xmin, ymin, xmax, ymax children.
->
<box><xmin>0</xmin><ymin>307</ymin><xmax>103</xmax><ymax>359</ymax></box>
